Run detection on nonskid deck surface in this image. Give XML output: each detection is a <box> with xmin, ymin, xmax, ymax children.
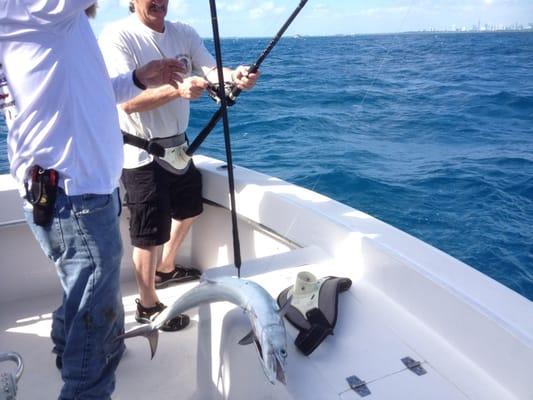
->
<box><xmin>0</xmin><ymin>248</ymin><xmax>515</xmax><ymax>400</ymax></box>
<box><xmin>0</xmin><ymin>278</ymin><xmax>205</xmax><ymax>400</ymax></box>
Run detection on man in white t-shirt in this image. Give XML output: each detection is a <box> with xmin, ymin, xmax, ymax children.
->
<box><xmin>99</xmin><ymin>0</ymin><xmax>259</xmax><ymax>331</ymax></box>
<box><xmin>0</xmin><ymin>2</ymin><xmax>185</xmax><ymax>398</ymax></box>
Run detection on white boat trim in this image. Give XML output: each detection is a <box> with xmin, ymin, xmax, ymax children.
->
<box><xmin>0</xmin><ymin>154</ymin><xmax>531</xmax><ymax>400</ymax></box>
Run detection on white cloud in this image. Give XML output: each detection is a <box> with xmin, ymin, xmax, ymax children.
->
<box><xmin>249</xmin><ymin>2</ymin><xmax>286</xmax><ymax>20</ymax></box>
<box><xmin>358</xmin><ymin>6</ymin><xmax>411</xmax><ymax>16</ymax></box>
<box><xmin>167</xmin><ymin>0</ymin><xmax>189</xmax><ymax>15</ymax></box>
<box><xmin>91</xmin><ymin>0</ymin><xmax>533</xmax><ymax>38</ymax></box>
<box><xmin>96</xmin><ymin>0</ymin><xmax>131</xmax><ymax>12</ymax></box>
<box><xmin>218</xmin><ymin>0</ymin><xmax>249</xmax><ymax>13</ymax></box>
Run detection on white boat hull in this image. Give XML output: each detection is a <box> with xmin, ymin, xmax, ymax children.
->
<box><xmin>0</xmin><ymin>155</ymin><xmax>531</xmax><ymax>399</ymax></box>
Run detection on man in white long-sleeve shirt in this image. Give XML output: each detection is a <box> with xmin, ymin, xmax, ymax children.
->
<box><xmin>0</xmin><ymin>2</ymin><xmax>184</xmax><ymax>399</ymax></box>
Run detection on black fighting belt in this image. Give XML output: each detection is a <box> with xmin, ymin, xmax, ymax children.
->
<box><xmin>122</xmin><ymin>130</ymin><xmax>165</xmax><ymax>157</ymax></box>
<box><xmin>122</xmin><ymin>131</ymin><xmax>191</xmax><ymax>175</ymax></box>
<box><xmin>277</xmin><ymin>272</ymin><xmax>351</xmax><ymax>356</ymax></box>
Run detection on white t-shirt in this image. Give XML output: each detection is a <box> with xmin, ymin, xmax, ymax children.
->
<box><xmin>0</xmin><ymin>1</ymin><xmax>139</xmax><ymax>195</ymax></box>
<box><xmin>99</xmin><ymin>15</ymin><xmax>216</xmax><ymax>169</ymax></box>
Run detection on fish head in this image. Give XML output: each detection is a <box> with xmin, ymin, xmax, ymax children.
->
<box><xmin>260</xmin><ymin>323</ymin><xmax>288</xmax><ymax>385</ymax></box>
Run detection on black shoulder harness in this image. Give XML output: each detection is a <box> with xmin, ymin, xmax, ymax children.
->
<box><xmin>277</xmin><ymin>275</ymin><xmax>351</xmax><ymax>356</ymax></box>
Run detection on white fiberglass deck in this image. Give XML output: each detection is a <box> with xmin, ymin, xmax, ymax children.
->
<box><xmin>1</xmin><ymin>156</ymin><xmax>531</xmax><ymax>399</ymax></box>
<box><xmin>0</xmin><ymin>245</ymin><xmax>518</xmax><ymax>400</ymax></box>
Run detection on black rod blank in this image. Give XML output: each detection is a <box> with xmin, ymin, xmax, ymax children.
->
<box><xmin>186</xmin><ymin>0</ymin><xmax>309</xmax><ymax>156</ymax></box>
<box><xmin>208</xmin><ymin>0</ymin><xmax>242</xmax><ymax>276</ymax></box>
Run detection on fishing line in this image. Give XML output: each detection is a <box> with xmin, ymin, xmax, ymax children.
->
<box><xmin>186</xmin><ymin>0</ymin><xmax>309</xmax><ymax>156</ymax></box>
<box><xmin>278</xmin><ymin>2</ymin><xmax>416</xmax><ymax>241</ymax></box>
<box><xmin>282</xmin><ymin>173</ymin><xmax>322</xmax><ymax>241</ymax></box>
<box><xmin>355</xmin><ymin>2</ymin><xmax>415</xmax><ymax>110</ymax></box>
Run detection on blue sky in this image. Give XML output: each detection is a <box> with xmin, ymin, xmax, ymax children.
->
<box><xmin>92</xmin><ymin>0</ymin><xmax>533</xmax><ymax>37</ymax></box>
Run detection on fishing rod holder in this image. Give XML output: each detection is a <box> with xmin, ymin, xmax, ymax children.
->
<box><xmin>0</xmin><ymin>352</ymin><xmax>24</xmax><ymax>400</ymax></box>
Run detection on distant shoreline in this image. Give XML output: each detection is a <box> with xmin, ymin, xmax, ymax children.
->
<box><xmin>208</xmin><ymin>30</ymin><xmax>533</xmax><ymax>41</ymax></box>
<box><xmin>400</xmin><ymin>29</ymin><xmax>533</xmax><ymax>35</ymax></box>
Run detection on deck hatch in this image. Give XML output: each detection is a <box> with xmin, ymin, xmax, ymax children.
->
<box><xmin>401</xmin><ymin>356</ymin><xmax>427</xmax><ymax>376</ymax></box>
<box><xmin>346</xmin><ymin>375</ymin><xmax>371</xmax><ymax>397</ymax></box>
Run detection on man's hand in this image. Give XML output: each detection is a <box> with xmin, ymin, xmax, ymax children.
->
<box><xmin>135</xmin><ymin>59</ymin><xmax>186</xmax><ymax>89</ymax></box>
<box><xmin>177</xmin><ymin>77</ymin><xmax>209</xmax><ymax>99</ymax></box>
<box><xmin>232</xmin><ymin>65</ymin><xmax>260</xmax><ymax>90</ymax></box>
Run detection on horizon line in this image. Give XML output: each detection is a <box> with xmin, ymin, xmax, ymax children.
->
<box><xmin>201</xmin><ymin>29</ymin><xmax>533</xmax><ymax>40</ymax></box>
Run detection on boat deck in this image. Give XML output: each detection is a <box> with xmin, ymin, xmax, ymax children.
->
<box><xmin>0</xmin><ymin>246</ymin><xmax>515</xmax><ymax>400</ymax></box>
<box><xmin>1</xmin><ymin>159</ymin><xmax>530</xmax><ymax>399</ymax></box>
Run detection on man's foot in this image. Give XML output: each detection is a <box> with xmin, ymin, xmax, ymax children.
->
<box><xmin>155</xmin><ymin>265</ymin><xmax>201</xmax><ymax>288</ymax></box>
<box><xmin>135</xmin><ymin>299</ymin><xmax>189</xmax><ymax>332</ymax></box>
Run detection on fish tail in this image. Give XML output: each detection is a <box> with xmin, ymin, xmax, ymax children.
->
<box><xmin>117</xmin><ymin>324</ymin><xmax>160</xmax><ymax>359</ymax></box>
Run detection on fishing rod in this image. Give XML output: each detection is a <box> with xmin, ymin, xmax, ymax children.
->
<box><xmin>208</xmin><ymin>0</ymin><xmax>242</xmax><ymax>277</ymax></box>
<box><xmin>186</xmin><ymin>0</ymin><xmax>309</xmax><ymax>156</ymax></box>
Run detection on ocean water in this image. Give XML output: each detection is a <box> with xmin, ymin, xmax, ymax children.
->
<box><xmin>1</xmin><ymin>33</ymin><xmax>532</xmax><ymax>300</ymax></box>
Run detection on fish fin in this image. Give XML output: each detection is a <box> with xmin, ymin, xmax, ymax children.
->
<box><xmin>278</xmin><ymin>294</ymin><xmax>293</xmax><ymax>317</ymax></box>
<box><xmin>147</xmin><ymin>330</ymin><xmax>159</xmax><ymax>359</ymax></box>
<box><xmin>238</xmin><ymin>330</ymin><xmax>256</xmax><ymax>346</ymax></box>
<box><xmin>116</xmin><ymin>324</ymin><xmax>159</xmax><ymax>359</ymax></box>
<box><xmin>117</xmin><ymin>324</ymin><xmax>153</xmax><ymax>340</ymax></box>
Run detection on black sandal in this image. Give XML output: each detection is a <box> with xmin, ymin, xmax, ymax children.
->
<box><xmin>135</xmin><ymin>299</ymin><xmax>190</xmax><ymax>332</ymax></box>
<box><xmin>155</xmin><ymin>265</ymin><xmax>201</xmax><ymax>288</ymax></box>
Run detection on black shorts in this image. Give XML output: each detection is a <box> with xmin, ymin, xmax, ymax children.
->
<box><xmin>121</xmin><ymin>161</ymin><xmax>203</xmax><ymax>247</ymax></box>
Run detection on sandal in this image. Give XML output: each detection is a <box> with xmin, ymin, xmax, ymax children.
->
<box><xmin>155</xmin><ymin>265</ymin><xmax>201</xmax><ymax>288</ymax></box>
<box><xmin>135</xmin><ymin>299</ymin><xmax>190</xmax><ymax>332</ymax></box>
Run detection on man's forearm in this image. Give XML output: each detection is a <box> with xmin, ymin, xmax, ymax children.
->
<box><xmin>121</xmin><ymin>84</ymin><xmax>180</xmax><ymax>114</ymax></box>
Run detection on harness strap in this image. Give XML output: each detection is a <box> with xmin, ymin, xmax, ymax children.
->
<box><xmin>277</xmin><ymin>274</ymin><xmax>352</xmax><ymax>356</ymax></box>
<box><xmin>294</xmin><ymin>308</ymin><xmax>334</xmax><ymax>356</ymax></box>
<box><xmin>121</xmin><ymin>130</ymin><xmax>165</xmax><ymax>157</ymax></box>
<box><xmin>150</xmin><ymin>133</ymin><xmax>186</xmax><ymax>148</ymax></box>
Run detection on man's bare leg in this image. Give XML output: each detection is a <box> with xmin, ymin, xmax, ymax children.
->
<box><xmin>157</xmin><ymin>216</ymin><xmax>197</xmax><ymax>274</ymax></box>
<box><xmin>133</xmin><ymin>243</ymin><xmax>190</xmax><ymax>330</ymax></box>
<box><xmin>132</xmin><ymin>245</ymin><xmax>159</xmax><ymax>307</ymax></box>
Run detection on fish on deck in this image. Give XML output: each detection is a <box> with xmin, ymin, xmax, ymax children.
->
<box><xmin>119</xmin><ymin>276</ymin><xmax>291</xmax><ymax>384</ymax></box>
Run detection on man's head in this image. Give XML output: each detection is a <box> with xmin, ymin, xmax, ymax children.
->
<box><xmin>129</xmin><ymin>0</ymin><xmax>169</xmax><ymax>33</ymax></box>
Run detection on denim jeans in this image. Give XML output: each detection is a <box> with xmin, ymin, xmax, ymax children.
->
<box><xmin>24</xmin><ymin>188</ymin><xmax>125</xmax><ymax>400</ymax></box>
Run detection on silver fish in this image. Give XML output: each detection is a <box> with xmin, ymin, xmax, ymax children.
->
<box><xmin>120</xmin><ymin>276</ymin><xmax>291</xmax><ymax>384</ymax></box>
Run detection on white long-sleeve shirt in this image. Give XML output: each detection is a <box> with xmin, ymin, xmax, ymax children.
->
<box><xmin>99</xmin><ymin>15</ymin><xmax>216</xmax><ymax>169</ymax></box>
<box><xmin>0</xmin><ymin>1</ymin><xmax>141</xmax><ymax>195</ymax></box>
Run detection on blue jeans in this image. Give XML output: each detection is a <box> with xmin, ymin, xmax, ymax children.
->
<box><xmin>24</xmin><ymin>188</ymin><xmax>125</xmax><ymax>400</ymax></box>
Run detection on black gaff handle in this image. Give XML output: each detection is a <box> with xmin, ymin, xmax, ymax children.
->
<box><xmin>209</xmin><ymin>0</ymin><xmax>243</xmax><ymax>275</ymax></box>
<box><xmin>186</xmin><ymin>0</ymin><xmax>309</xmax><ymax>156</ymax></box>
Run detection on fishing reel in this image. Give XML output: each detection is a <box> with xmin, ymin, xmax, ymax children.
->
<box><xmin>206</xmin><ymin>81</ymin><xmax>237</xmax><ymax>106</ymax></box>
<box><xmin>0</xmin><ymin>352</ymin><xmax>24</xmax><ymax>400</ymax></box>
